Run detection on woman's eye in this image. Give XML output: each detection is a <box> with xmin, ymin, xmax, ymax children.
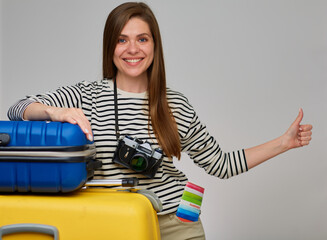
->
<box><xmin>118</xmin><ymin>38</ymin><xmax>126</xmax><ymax>43</ymax></box>
<box><xmin>139</xmin><ymin>38</ymin><xmax>147</xmax><ymax>43</ymax></box>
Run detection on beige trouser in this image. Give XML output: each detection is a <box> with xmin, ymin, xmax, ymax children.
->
<box><xmin>158</xmin><ymin>212</ymin><xmax>206</xmax><ymax>240</ymax></box>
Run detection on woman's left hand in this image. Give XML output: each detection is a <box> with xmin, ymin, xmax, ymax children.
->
<box><xmin>282</xmin><ymin>108</ymin><xmax>313</xmax><ymax>150</ymax></box>
<box><xmin>245</xmin><ymin>108</ymin><xmax>313</xmax><ymax>169</ymax></box>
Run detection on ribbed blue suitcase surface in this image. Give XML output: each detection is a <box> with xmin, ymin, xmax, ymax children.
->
<box><xmin>0</xmin><ymin>121</ymin><xmax>101</xmax><ymax>193</ymax></box>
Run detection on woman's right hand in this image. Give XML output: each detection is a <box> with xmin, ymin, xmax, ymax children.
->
<box><xmin>46</xmin><ymin>107</ymin><xmax>93</xmax><ymax>141</ymax></box>
<box><xmin>24</xmin><ymin>103</ymin><xmax>93</xmax><ymax>141</ymax></box>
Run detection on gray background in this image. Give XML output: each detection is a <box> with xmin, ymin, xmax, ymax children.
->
<box><xmin>1</xmin><ymin>0</ymin><xmax>326</xmax><ymax>239</ymax></box>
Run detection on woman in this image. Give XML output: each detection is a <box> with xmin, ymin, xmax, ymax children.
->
<box><xmin>7</xmin><ymin>2</ymin><xmax>313</xmax><ymax>239</ymax></box>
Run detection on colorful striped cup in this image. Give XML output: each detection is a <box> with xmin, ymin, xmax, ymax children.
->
<box><xmin>176</xmin><ymin>182</ymin><xmax>205</xmax><ymax>222</ymax></box>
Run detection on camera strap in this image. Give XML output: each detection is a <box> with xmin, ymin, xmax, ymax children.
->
<box><xmin>113</xmin><ymin>78</ymin><xmax>120</xmax><ymax>140</ymax></box>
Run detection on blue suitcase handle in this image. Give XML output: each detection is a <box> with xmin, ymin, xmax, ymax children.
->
<box><xmin>0</xmin><ymin>223</ymin><xmax>59</xmax><ymax>240</ymax></box>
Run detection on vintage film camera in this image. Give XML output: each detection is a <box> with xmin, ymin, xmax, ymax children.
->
<box><xmin>113</xmin><ymin>136</ymin><xmax>163</xmax><ymax>178</ymax></box>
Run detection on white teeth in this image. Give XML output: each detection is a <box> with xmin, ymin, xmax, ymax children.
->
<box><xmin>125</xmin><ymin>59</ymin><xmax>142</xmax><ymax>63</ymax></box>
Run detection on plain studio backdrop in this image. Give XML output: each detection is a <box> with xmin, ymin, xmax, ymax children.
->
<box><xmin>1</xmin><ymin>0</ymin><xmax>326</xmax><ymax>239</ymax></box>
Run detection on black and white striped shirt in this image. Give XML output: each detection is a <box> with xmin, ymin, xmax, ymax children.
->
<box><xmin>8</xmin><ymin>79</ymin><xmax>248</xmax><ymax>215</ymax></box>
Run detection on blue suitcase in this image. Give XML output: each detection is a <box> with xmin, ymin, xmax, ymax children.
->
<box><xmin>0</xmin><ymin>121</ymin><xmax>101</xmax><ymax>193</ymax></box>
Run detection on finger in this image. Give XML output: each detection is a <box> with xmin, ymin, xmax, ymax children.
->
<box><xmin>298</xmin><ymin>136</ymin><xmax>312</xmax><ymax>142</ymax></box>
<box><xmin>74</xmin><ymin>120</ymin><xmax>93</xmax><ymax>142</ymax></box>
<box><xmin>292</xmin><ymin>108</ymin><xmax>303</xmax><ymax>127</ymax></box>
<box><xmin>64</xmin><ymin>116</ymin><xmax>78</xmax><ymax>125</ymax></box>
<box><xmin>75</xmin><ymin>109</ymin><xmax>93</xmax><ymax>141</ymax></box>
<box><xmin>66</xmin><ymin>116</ymin><xmax>91</xmax><ymax>141</ymax></box>
<box><xmin>298</xmin><ymin>131</ymin><xmax>312</xmax><ymax>137</ymax></box>
<box><xmin>300</xmin><ymin>140</ymin><xmax>310</xmax><ymax>146</ymax></box>
<box><xmin>299</xmin><ymin>124</ymin><xmax>313</xmax><ymax>132</ymax></box>
<box><xmin>54</xmin><ymin>108</ymin><xmax>93</xmax><ymax>142</ymax></box>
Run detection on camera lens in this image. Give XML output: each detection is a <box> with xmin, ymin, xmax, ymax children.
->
<box><xmin>130</xmin><ymin>153</ymin><xmax>148</xmax><ymax>172</ymax></box>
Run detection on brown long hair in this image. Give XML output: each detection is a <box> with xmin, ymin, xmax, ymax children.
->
<box><xmin>103</xmin><ymin>2</ymin><xmax>181</xmax><ymax>159</ymax></box>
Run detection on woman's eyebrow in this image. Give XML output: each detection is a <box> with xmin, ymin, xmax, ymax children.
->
<box><xmin>137</xmin><ymin>33</ymin><xmax>152</xmax><ymax>37</ymax></box>
<box><xmin>119</xmin><ymin>33</ymin><xmax>152</xmax><ymax>38</ymax></box>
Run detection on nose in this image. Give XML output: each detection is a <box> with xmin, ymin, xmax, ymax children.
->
<box><xmin>127</xmin><ymin>41</ymin><xmax>139</xmax><ymax>54</ymax></box>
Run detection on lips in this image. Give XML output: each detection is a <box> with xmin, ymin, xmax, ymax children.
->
<box><xmin>124</xmin><ymin>58</ymin><xmax>143</xmax><ymax>63</ymax></box>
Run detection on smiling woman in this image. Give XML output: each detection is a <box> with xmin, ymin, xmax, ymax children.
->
<box><xmin>113</xmin><ymin>17</ymin><xmax>154</xmax><ymax>92</ymax></box>
<box><xmin>6</xmin><ymin>2</ymin><xmax>314</xmax><ymax>240</ymax></box>
<box><xmin>102</xmin><ymin>2</ymin><xmax>182</xmax><ymax>161</ymax></box>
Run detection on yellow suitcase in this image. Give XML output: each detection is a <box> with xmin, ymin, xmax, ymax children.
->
<box><xmin>0</xmin><ymin>180</ymin><xmax>161</xmax><ymax>240</ymax></box>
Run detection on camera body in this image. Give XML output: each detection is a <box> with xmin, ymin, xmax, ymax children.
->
<box><xmin>113</xmin><ymin>136</ymin><xmax>163</xmax><ymax>178</ymax></box>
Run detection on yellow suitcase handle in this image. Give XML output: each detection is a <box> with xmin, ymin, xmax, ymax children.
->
<box><xmin>84</xmin><ymin>178</ymin><xmax>163</xmax><ymax>212</ymax></box>
<box><xmin>85</xmin><ymin>178</ymin><xmax>139</xmax><ymax>187</ymax></box>
<box><xmin>0</xmin><ymin>223</ymin><xmax>58</xmax><ymax>240</ymax></box>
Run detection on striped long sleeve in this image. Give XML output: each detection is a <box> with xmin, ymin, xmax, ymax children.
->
<box><xmin>167</xmin><ymin>89</ymin><xmax>248</xmax><ymax>179</ymax></box>
<box><xmin>7</xmin><ymin>84</ymin><xmax>83</xmax><ymax>121</ymax></box>
<box><xmin>182</xmin><ymin>112</ymin><xmax>247</xmax><ymax>179</ymax></box>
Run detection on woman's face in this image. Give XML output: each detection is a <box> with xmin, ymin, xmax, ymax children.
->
<box><xmin>113</xmin><ymin>17</ymin><xmax>154</xmax><ymax>81</ymax></box>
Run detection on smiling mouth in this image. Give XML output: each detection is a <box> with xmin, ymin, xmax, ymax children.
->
<box><xmin>124</xmin><ymin>58</ymin><xmax>143</xmax><ymax>63</ymax></box>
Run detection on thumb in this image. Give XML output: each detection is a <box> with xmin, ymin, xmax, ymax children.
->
<box><xmin>292</xmin><ymin>108</ymin><xmax>303</xmax><ymax>127</ymax></box>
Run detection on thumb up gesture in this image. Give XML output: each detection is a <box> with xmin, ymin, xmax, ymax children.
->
<box><xmin>283</xmin><ymin>108</ymin><xmax>313</xmax><ymax>150</ymax></box>
<box><xmin>244</xmin><ymin>108</ymin><xmax>312</xmax><ymax>169</ymax></box>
